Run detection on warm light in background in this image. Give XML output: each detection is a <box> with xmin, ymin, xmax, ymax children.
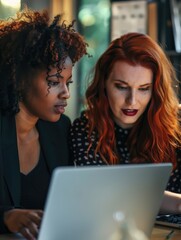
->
<box><xmin>0</xmin><ymin>0</ymin><xmax>21</xmax><ymax>9</ymax></box>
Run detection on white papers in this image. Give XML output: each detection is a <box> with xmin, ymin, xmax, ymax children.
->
<box><xmin>170</xmin><ymin>0</ymin><xmax>181</xmax><ymax>52</ymax></box>
<box><xmin>111</xmin><ymin>0</ymin><xmax>147</xmax><ymax>41</ymax></box>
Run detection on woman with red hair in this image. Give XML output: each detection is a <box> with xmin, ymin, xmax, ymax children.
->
<box><xmin>69</xmin><ymin>32</ymin><xmax>181</xmax><ymax>213</ymax></box>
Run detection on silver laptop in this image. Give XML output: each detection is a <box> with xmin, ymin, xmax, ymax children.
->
<box><xmin>37</xmin><ymin>163</ymin><xmax>172</xmax><ymax>240</ymax></box>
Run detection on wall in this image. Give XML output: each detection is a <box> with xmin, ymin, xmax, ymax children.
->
<box><xmin>21</xmin><ymin>0</ymin><xmax>50</xmax><ymax>10</ymax></box>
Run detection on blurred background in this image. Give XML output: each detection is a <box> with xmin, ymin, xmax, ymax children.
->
<box><xmin>0</xmin><ymin>0</ymin><xmax>180</xmax><ymax>121</ymax></box>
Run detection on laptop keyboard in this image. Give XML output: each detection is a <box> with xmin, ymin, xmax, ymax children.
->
<box><xmin>156</xmin><ymin>214</ymin><xmax>181</xmax><ymax>226</ymax></box>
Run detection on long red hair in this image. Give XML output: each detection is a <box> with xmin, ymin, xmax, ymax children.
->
<box><xmin>85</xmin><ymin>33</ymin><xmax>180</xmax><ymax>167</ymax></box>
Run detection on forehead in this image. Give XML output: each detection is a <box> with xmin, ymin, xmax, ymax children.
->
<box><xmin>61</xmin><ymin>56</ymin><xmax>73</xmax><ymax>68</ymax></box>
<box><xmin>109</xmin><ymin>61</ymin><xmax>153</xmax><ymax>85</ymax></box>
<box><xmin>47</xmin><ymin>56</ymin><xmax>73</xmax><ymax>75</ymax></box>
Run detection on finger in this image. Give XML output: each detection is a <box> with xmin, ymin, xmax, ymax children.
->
<box><xmin>35</xmin><ymin>210</ymin><xmax>43</xmax><ymax>218</ymax></box>
<box><xmin>30</xmin><ymin>210</ymin><xmax>43</xmax><ymax>218</ymax></box>
<box><xmin>20</xmin><ymin>227</ymin><xmax>36</xmax><ymax>240</ymax></box>
<box><xmin>27</xmin><ymin>222</ymin><xmax>39</xmax><ymax>238</ymax></box>
<box><xmin>28</xmin><ymin>212</ymin><xmax>42</xmax><ymax>227</ymax></box>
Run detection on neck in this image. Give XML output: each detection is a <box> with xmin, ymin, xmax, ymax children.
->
<box><xmin>15</xmin><ymin>102</ymin><xmax>38</xmax><ymax>138</ymax></box>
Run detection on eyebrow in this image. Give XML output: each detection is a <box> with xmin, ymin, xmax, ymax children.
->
<box><xmin>48</xmin><ymin>73</ymin><xmax>72</xmax><ymax>80</ymax></box>
<box><xmin>48</xmin><ymin>73</ymin><xmax>63</xmax><ymax>79</ymax></box>
<box><xmin>114</xmin><ymin>79</ymin><xmax>152</xmax><ymax>87</ymax></box>
<box><xmin>68</xmin><ymin>75</ymin><xmax>72</xmax><ymax>80</ymax></box>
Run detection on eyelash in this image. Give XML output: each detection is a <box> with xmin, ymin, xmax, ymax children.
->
<box><xmin>47</xmin><ymin>80</ymin><xmax>59</xmax><ymax>87</ymax></box>
<box><xmin>66</xmin><ymin>80</ymin><xmax>73</xmax><ymax>88</ymax></box>
<box><xmin>47</xmin><ymin>80</ymin><xmax>73</xmax><ymax>88</ymax></box>
<box><xmin>139</xmin><ymin>87</ymin><xmax>150</xmax><ymax>91</ymax></box>
<box><xmin>115</xmin><ymin>85</ymin><xmax>128</xmax><ymax>90</ymax></box>
<box><xmin>115</xmin><ymin>84</ymin><xmax>150</xmax><ymax>91</ymax></box>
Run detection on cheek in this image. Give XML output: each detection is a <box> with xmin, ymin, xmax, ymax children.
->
<box><xmin>141</xmin><ymin>93</ymin><xmax>152</xmax><ymax>107</ymax></box>
<box><xmin>23</xmin><ymin>84</ymin><xmax>49</xmax><ymax>109</ymax></box>
<box><xmin>107</xmin><ymin>92</ymin><xmax>123</xmax><ymax>112</ymax></box>
<box><xmin>106</xmin><ymin>91</ymin><xmax>116</xmax><ymax>105</ymax></box>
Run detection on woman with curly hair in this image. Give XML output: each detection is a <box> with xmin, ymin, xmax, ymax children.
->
<box><xmin>70</xmin><ymin>33</ymin><xmax>181</xmax><ymax>213</ymax></box>
<box><xmin>0</xmin><ymin>8</ymin><xmax>88</xmax><ymax>239</ymax></box>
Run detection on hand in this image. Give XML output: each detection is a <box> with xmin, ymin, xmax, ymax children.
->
<box><xmin>4</xmin><ymin>209</ymin><xmax>43</xmax><ymax>240</ymax></box>
<box><xmin>160</xmin><ymin>191</ymin><xmax>181</xmax><ymax>214</ymax></box>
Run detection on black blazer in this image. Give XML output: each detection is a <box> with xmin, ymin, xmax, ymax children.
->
<box><xmin>0</xmin><ymin>112</ymin><xmax>71</xmax><ymax>233</ymax></box>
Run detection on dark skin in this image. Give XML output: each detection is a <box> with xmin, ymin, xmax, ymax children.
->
<box><xmin>3</xmin><ymin>58</ymin><xmax>73</xmax><ymax>239</ymax></box>
<box><xmin>4</xmin><ymin>209</ymin><xmax>43</xmax><ymax>240</ymax></box>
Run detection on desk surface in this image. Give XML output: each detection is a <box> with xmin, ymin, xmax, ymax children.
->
<box><xmin>0</xmin><ymin>226</ymin><xmax>181</xmax><ymax>240</ymax></box>
<box><xmin>151</xmin><ymin>226</ymin><xmax>181</xmax><ymax>240</ymax></box>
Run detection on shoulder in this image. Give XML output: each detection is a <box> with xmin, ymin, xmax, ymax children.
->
<box><xmin>72</xmin><ymin>111</ymin><xmax>88</xmax><ymax>126</ymax></box>
<box><xmin>71</xmin><ymin>111</ymin><xmax>88</xmax><ymax>129</ymax></box>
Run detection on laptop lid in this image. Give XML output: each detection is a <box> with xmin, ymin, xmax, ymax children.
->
<box><xmin>38</xmin><ymin>163</ymin><xmax>172</xmax><ymax>240</ymax></box>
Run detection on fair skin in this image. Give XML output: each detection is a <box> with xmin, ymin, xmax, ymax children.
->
<box><xmin>4</xmin><ymin>57</ymin><xmax>73</xmax><ymax>240</ymax></box>
<box><xmin>161</xmin><ymin>191</ymin><xmax>181</xmax><ymax>214</ymax></box>
<box><xmin>105</xmin><ymin>61</ymin><xmax>153</xmax><ymax>129</ymax></box>
<box><xmin>106</xmin><ymin>61</ymin><xmax>181</xmax><ymax>214</ymax></box>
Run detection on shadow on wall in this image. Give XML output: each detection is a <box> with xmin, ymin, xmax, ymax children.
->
<box><xmin>21</xmin><ymin>0</ymin><xmax>50</xmax><ymax>10</ymax></box>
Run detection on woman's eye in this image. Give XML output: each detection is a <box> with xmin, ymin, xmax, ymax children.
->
<box><xmin>115</xmin><ymin>84</ymin><xmax>128</xmax><ymax>90</ymax></box>
<box><xmin>47</xmin><ymin>80</ymin><xmax>59</xmax><ymax>87</ymax></box>
<box><xmin>139</xmin><ymin>87</ymin><xmax>150</xmax><ymax>91</ymax></box>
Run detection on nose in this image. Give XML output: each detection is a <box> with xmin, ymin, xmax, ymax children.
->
<box><xmin>125</xmin><ymin>89</ymin><xmax>137</xmax><ymax>106</ymax></box>
<box><xmin>58</xmin><ymin>83</ymin><xmax>70</xmax><ymax>99</ymax></box>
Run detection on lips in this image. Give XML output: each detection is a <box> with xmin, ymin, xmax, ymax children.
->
<box><xmin>122</xmin><ymin>109</ymin><xmax>138</xmax><ymax>116</ymax></box>
<box><xmin>54</xmin><ymin>104</ymin><xmax>67</xmax><ymax>114</ymax></box>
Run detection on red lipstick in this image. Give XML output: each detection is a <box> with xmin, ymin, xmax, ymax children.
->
<box><xmin>122</xmin><ymin>109</ymin><xmax>138</xmax><ymax>116</ymax></box>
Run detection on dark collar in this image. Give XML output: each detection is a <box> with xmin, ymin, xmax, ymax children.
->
<box><xmin>1</xmin><ymin>114</ymin><xmax>70</xmax><ymax>206</ymax></box>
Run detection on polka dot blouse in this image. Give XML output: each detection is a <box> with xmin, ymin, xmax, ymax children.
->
<box><xmin>69</xmin><ymin>111</ymin><xmax>181</xmax><ymax>193</ymax></box>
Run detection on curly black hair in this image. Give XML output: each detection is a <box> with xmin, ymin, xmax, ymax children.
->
<box><xmin>0</xmin><ymin>8</ymin><xmax>88</xmax><ymax>114</ymax></box>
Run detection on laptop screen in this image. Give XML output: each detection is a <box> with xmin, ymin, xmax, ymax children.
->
<box><xmin>38</xmin><ymin>163</ymin><xmax>172</xmax><ymax>240</ymax></box>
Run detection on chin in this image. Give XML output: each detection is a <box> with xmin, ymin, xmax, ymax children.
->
<box><xmin>52</xmin><ymin>115</ymin><xmax>62</xmax><ymax>122</ymax></box>
<box><xmin>42</xmin><ymin>115</ymin><xmax>62</xmax><ymax>122</ymax></box>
